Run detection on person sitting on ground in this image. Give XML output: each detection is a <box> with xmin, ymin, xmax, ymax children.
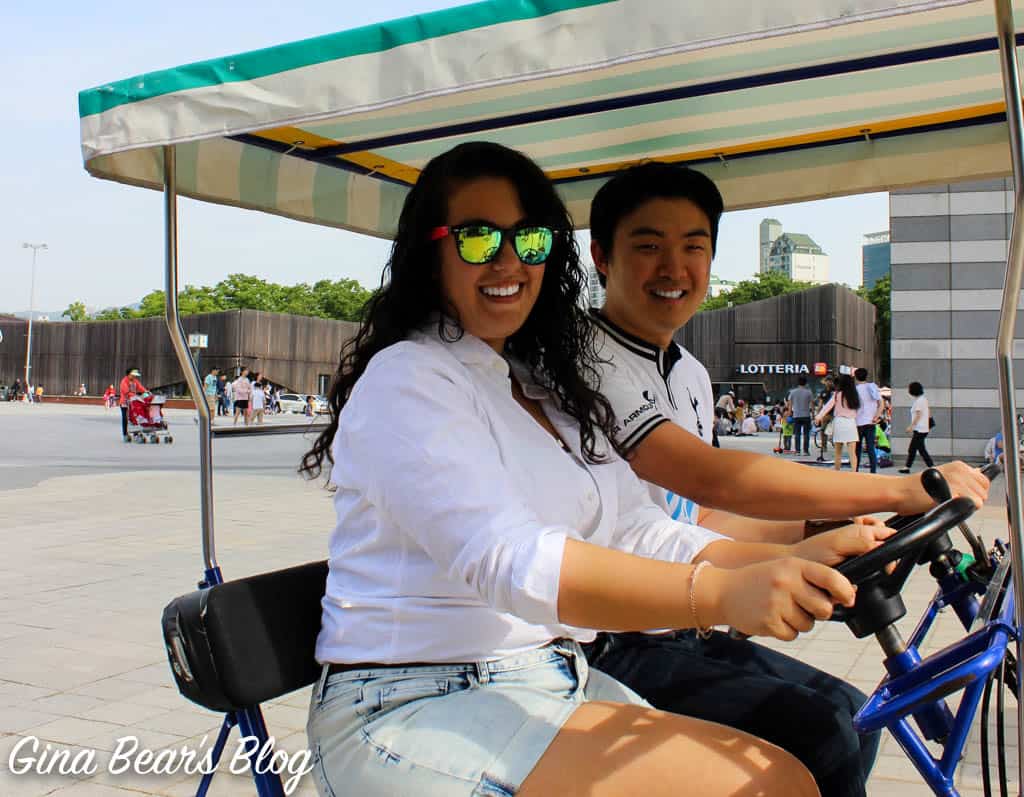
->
<box><xmin>584</xmin><ymin>161</ymin><xmax>990</xmax><ymax>796</ymax></box>
<box><xmin>755</xmin><ymin>411</ymin><xmax>772</xmax><ymax>432</ymax></box>
<box><xmin>740</xmin><ymin>414</ymin><xmax>758</xmax><ymax>435</ymax></box>
<box><xmin>985</xmin><ymin>431</ymin><xmax>1004</xmax><ymax>465</ymax></box>
<box><xmin>299</xmin><ymin>141</ymin><xmax>895</xmax><ymax>797</ymax></box>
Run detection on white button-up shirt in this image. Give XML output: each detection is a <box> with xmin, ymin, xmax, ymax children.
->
<box><xmin>315</xmin><ymin>326</ymin><xmax>725</xmax><ymax>664</ymax></box>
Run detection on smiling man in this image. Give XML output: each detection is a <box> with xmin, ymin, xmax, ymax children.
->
<box><xmin>580</xmin><ymin>162</ymin><xmax>991</xmax><ymax>797</ymax></box>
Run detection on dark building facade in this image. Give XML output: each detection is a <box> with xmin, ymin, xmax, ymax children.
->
<box><xmin>676</xmin><ymin>284</ymin><xmax>878</xmax><ymax>403</ymax></box>
<box><xmin>862</xmin><ymin>231</ymin><xmax>892</xmax><ymax>289</ymax></box>
<box><xmin>0</xmin><ymin>311</ymin><xmax>359</xmax><ymax>396</ymax></box>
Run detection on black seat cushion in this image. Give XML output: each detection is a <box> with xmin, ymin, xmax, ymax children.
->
<box><xmin>161</xmin><ymin>560</ymin><xmax>328</xmax><ymax>712</ymax></box>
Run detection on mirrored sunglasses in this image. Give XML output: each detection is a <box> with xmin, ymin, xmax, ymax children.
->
<box><xmin>429</xmin><ymin>223</ymin><xmax>560</xmax><ymax>266</ymax></box>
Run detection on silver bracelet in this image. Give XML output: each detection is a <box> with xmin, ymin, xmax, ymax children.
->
<box><xmin>689</xmin><ymin>560</ymin><xmax>714</xmax><ymax>640</ymax></box>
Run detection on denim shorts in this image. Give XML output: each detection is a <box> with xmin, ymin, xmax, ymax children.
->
<box><xmin>306</xmin><ymin>638</ymin><xmax>649</xmax><ymax>796</ymax></box>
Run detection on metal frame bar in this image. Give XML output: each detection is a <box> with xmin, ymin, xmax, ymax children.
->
<box><xmin>163</xmin><ymin>145</ymin><xmax>217</xmax><ymax>572</ymax></box>
<box><xmin>991</xmin><ymin>1</ymin><xmax>1024</xmax><ymax>787</ymax></box>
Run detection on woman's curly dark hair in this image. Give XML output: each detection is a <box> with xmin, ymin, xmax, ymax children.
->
<box><xmin>300</xmin><ymin>141</ymin><xmax>623</xmax><ymax>479</ymax></box>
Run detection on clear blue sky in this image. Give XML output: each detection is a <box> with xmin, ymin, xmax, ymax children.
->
<box><xmin>2</xmin><ymin>0</ymin><xmax>888</xmax><ymax>316</ymax></box>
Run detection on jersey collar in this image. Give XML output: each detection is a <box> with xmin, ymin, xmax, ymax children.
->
<box><xmin>588</xmin><ymin>309</ymin><xmax>682</xmax><ymax>378</ymax></box>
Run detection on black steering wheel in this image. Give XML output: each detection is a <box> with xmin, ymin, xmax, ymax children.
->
<box><xmin>831</xmin><ymin>492</ymin><xmax>977</xmax><ymax>637</ymax></box>
<box><xmin>835</xmin><ymin>495</ymin><xmax>977</xmax><ymax>584</ymax></box>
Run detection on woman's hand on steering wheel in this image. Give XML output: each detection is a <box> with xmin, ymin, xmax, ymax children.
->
<box><xmin>706</xmin><ymin>558</ymin><xmax>857</xmax><ymax>641</ymax></box>
<box><xmin>792</xmin><ymin>516</ymin><xmax>896</xmax><ymax>567</ymax></box>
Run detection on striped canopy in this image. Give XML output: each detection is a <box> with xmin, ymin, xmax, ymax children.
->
<box><xmin>79</xmin><ymin>0</ymin><xmax>1022</xmax><ymax>238</ymax></box>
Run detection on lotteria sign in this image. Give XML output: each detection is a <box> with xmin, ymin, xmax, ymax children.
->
<box><xmin>737</xmin><ymin>363</ymin><xmax>820</xmax><ymax>375</ymax></box>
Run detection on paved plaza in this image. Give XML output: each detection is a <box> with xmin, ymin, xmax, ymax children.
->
<box><xmin>0</xmin><ymin>401</ymin><xmax>1015</xmax><ymax>796</ymax></box>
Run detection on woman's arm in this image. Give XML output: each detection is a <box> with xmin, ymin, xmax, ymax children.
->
<box><xmin>557</xmin><ymin>538</ymin><xmax>855</xmax><ymax>639</ymax></box>
<box><xmin>815</xmin><ymin>393</ymin><xmax>835</xmax><ymax>424</ymax></box>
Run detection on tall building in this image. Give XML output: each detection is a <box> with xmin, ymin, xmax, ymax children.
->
<box><xmin>766</xmin><ymin>232</ymin><xmax>830</xmax><ymax>284</ymax></box>
<box><xmin>759</xmin><ymin>218</ymin><xmax>782</xmax><ymax>273</ymax></box>
<box><xmin>889</xmin><ymin>177</ymin><xmax>1013</xmax><ymax>461</ymax></box>
<box><xmin>586</xmin><ymin>262</ymin><xmax>606</xmax><ymax>308</ymax></box>
<box><xmin>862</xmin><ymin>231</ymin><xmax>891</xmax><ymax>289</ymax></box>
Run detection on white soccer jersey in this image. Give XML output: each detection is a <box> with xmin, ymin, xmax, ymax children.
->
<box><xmin>590</xmin><ymin>310</ymin><xmax>714</xmax><ymax>524</ymax></box>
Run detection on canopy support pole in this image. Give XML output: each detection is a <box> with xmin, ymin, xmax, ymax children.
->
<box><xmin>991</xmin><ymin>1</ymin><xmax>1024</xmax><ymax>787</ymax></box>
<box><xmin>163</xmin><ymin>145</ymin><xmax>218</xmax><ymax>575</ymax></box>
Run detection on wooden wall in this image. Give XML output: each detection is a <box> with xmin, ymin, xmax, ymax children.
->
<box><xmin>0</xmin><ymin>311</ymin><xmax>359</xmax><ymax>396</ymax></box>
<box><xmin>675</xmin><ymin>284</ymin><xmax>878</xmax><ymax>398</ymax></box>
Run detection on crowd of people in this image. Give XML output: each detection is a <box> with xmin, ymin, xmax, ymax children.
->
<box><xmin>4</xmin><ymin>379</ymin><xmax>44</xmax><ymax>403</ymax></box>
<box><xmin>297</xmin><ymin>142</ymin><xmax>991</xmax><ymax>797</ymax></box>
<box><xmin>201</xmin><ymin>366</ymin><xmax>279</xmax><ymax>425</ymax></box>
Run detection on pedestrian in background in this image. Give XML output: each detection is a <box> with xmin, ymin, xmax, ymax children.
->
<box><xmin>203</xmin><ymin>367</ymin><xmax>220</xmax><ymax>421</ymax></box>
<box><xmin>118</xmin><ymin>368</ymin><xmax>146</xmax><ymax>441</ymax></box>
<box><xmin>786</xmin><ymin>376</ymin><xmax>813</xmax><ymax>456</ymax></box>
<box><xmin>223</xmin><ymin>375</ymin><xmax>234</xmax><ymax>416</ymax></box>
<box><xmin>232</xmin><ymin>367</ymin><xmax>252</xmax><ymax>425</ymax></box>
<box><xmin>217</xmin><ymin>374</ymin><xmax>228</xmax><ymax>416</ymax></box>
<box><xmin>103</xmin><ymin>384</ymin><xmax>117</xmax><ymax>409</ymax></box>
<box><xmin>854</xmin><ymin>368</ymin><xmax>882</xmax><ymax>474</ymax></box>
<box><xmin>250</xmin><ymin>378</ymin><xmax>266</xmax><ymax>424</ymax></box>
<box><xmin>899</xmin><ymin>381</ymin><xmax>935</xmax><ymax>473</ymax></box>
<box><xmin>715</xmin><ymin>390</ymin><xmax>735</xmax><ymax>417</ymax></box>
<box><xmin>816</xmin><ymin>373</ymin><xmax>861</xmax><ymax>471</ymax></box>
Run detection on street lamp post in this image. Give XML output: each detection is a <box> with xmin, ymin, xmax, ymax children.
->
<box><xmin>22</xmin><ymin>243</ymin><xmax>47</xmax><ymax>399</ymax></box>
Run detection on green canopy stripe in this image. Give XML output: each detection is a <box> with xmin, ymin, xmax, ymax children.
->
<box><xmin>79</xmin><ymin>0</ymin><xmax>613</xmax><ymax>118</ymax></box>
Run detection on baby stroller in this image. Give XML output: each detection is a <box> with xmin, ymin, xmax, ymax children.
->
<box><xmin>126</xmin><ymin>393</ymin><xmax>173</xmax><ymax>444</ymax></box>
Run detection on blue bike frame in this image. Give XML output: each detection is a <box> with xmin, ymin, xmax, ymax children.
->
<box><xmin>853</xmin><ymin>554</ymin><xmax>1017</xmax><ymax>797</ymax></box>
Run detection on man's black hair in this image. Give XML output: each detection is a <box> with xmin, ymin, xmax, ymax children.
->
<box><xmin>590</xmin><ymin>162</ymin><xmax>724</xmax><ymax>288</ymax></box>
<box><xmin>855</xmin><ymin>367</ymin><xmax>868</xmax><ymax>381</ymax></box>
<box><xmin>909</xmin><ymin>381</ymin><xmax>924</xmax><ymax>397</ymax></box>
<box><xmin>798</xmin><ymin>376</ymin><xmax>807</xmax><ymax>386</ymax></box>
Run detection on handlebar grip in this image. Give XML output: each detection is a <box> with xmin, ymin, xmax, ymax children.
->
<box><xmin>920</xmin><ymin>467</ymin><xmax>951</xmax><ymax>503</ymax></box>
<box><xmin>981</xmin><ymin>461</ymin><xmax>1003</xmax><ymax>482</ymax></box>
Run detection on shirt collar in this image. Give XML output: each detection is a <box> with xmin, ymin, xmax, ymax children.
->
<box><xmin>414</xmin><ymin>315</ymin><xmax>511</xmax><ymax>376</ymax></box>
<box><xmin>588</xmin><ymin>308</ymin><xmax>683</xmax><ymax>377</ymax></box>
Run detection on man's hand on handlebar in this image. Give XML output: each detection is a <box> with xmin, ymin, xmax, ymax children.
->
<box><xmin>893</xmin><ymin>462</ymin><xmax>989</xmax><ymax>515</ymax></box>
<box><xmin>792</xmin><ymin>516</ymin><xmax>896</xmax><ymax>567</ymax></box>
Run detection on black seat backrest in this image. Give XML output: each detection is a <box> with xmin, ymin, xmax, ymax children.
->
<box><xmin>161</xmin><ymin>560</ymin><xmax>328</xmax><ymax>713</ymax></box>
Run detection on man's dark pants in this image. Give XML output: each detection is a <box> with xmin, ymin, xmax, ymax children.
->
<box><xmin>792</xmin><ymin>416</ymin><xmax>812</xmax><ymax>454</ymax></box>
<box><xmin>120</xmin><ymin>406</ymin><xmax>128</xmax><ymax>438</ymax></box>
<box><xmin>584</xmin><ymin>630</ymin><xmax>879</xmax><ymax>797</ymax></box>
<box><xmin>856</xmin><ymin>423</ymin><xmax>878</xmax><ymax>473</ymax></box>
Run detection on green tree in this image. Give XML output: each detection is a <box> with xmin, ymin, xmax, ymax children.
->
<box><xmin>62</xmin><ymin>301</ymin><xmax>89</xmax><ymax>322</ymax></box>
<box><xmin>215</xmin><ymin>274</ymin><xmax>287</xmax><ymax>311</ymax></box>
<box><xmin>311</xmin><ymin>278</ymin><xmax>375</xmax><ymax>321</ymax></box>
<box><xmin>79</xmin><ymin>273</ymin><xmax>374</xmax><ymax>322</ymax></box>
<box><xmin>700</xmin><ymin>271</ymin><xmax>814</xmax><ymax>311</ymax></box>
<box><xmin>857</xmin><ymin>273</ymin><xmax>891</xmax><ymax>385</ymax></box>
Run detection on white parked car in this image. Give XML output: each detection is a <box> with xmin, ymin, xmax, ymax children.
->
<box><xmin>277</xmin><ymin>393</ymin><xmax>329</xmax><ymax>414</ymax></box>
<box><xmin>277</xmin><ymin>393</ymin><xmax>309</xmax><ymax>414</ymax></box>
